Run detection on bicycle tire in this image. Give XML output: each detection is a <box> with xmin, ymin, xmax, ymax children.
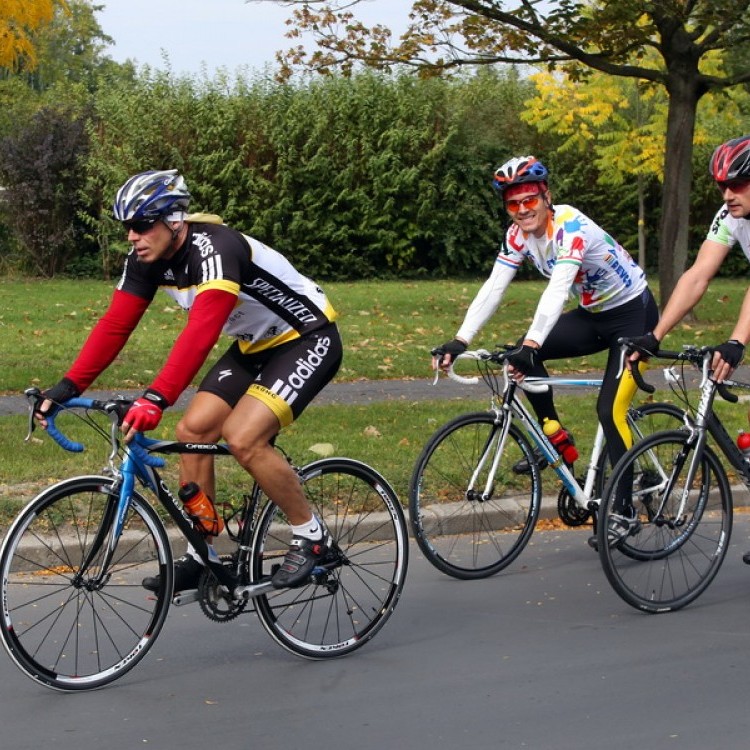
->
<box><xmin>593</xmin><ymin>401</ymin><xmax>687</xmax><ymax>498</ymax></box>
<box><xmin>597</xmin><ymin>430</ymin><xmax>731</xmax><ymax>613</ymax></box>
<box><xmin>251</xmin><ymin>458</ymin><xmax>408</xmax><ymax>659</ymax></box>
<box><xmin>409</xmin><ymin>411</ymin><xmax>541</xmax><ymax>579</ymax></box>
<box><xmin>0</xmin><ymin>476</ymin><xmax>173</xmax><ymax>691</ymax></box>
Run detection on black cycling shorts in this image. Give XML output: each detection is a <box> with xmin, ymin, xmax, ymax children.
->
<box><xmin>198</xmin><ymin>322</ymin><xmax>343</xmax><ymax>427</ymax></box>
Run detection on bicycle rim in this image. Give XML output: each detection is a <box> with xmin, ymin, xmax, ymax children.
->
<box><xmin>409</xmin><ymin>412</ymin><xmax>541</xmax><ymax>579</ymax></box>
<box><xmin>598</xmin><ymin>431</ymin><xmax>731</xmax><ymax>613</ymax></box>
<box><xmin>0</xmin><ymin>476</ymin><xmax>172</xmax><ymax>690</ymax></box>
<box><xmin>252</xmin><ymin>458</ymin><xmax>408</xmax><ymax>658</ymax></box>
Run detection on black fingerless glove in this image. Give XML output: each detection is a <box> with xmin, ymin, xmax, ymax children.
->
<box><xmin>626</xmin><ymin>332</ymin><xmax>660</xmax><ymax>358</ymax></box>
<box><xmin>506</xmin><ymin>344</ymin><xmax>539</xmax><ymax>375</ymax></box>
<box><xmin>40</xmin><ymin>377</ymin><xmax>80</xmax><ymax>414</ymax></box>
<box><xmin>432</xmin><ymin>339</ymin><xmax>467</xmax><ymax>363</ymax></box>
<box><xmin>714</xmin><ymin>339</ymin><xmax>745</xmax><ymax>369</ymax></box>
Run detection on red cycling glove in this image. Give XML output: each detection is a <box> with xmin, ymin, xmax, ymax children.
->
<box><xmin>123</xmin><ymin>389</ymin><xmax>169</xmax><ymax>433</ymax></box>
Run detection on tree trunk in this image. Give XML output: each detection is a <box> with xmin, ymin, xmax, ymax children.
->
<box><xmin>657</xmin><ymin>72</ymin><xmax>701</xmax><ymax>308</ymax></box>
<box><xmin>637</xmin><ymin>173</ymin><xmax>646</xmax><ymax>270</ymax></box>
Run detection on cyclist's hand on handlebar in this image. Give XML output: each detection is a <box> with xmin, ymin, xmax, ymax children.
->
<box><xmin>122</xmin><ymin>389</ymin><xmax>168</xmax><ymax>442</ymax></box>
<box><xmin>505</xmin><ymin>343</ymin><xmax>539</xmax><ymax>381</ymax></box>
<box><xmin>35</xmin><ymin>377</ymin><xmax>81</xmax><ymax>428</ymax></box>
<box><xmin>624</xmin><ymin>332</ymin><xmax>660</xmax><ymax>370</ymax></box>
<box><xmin>711</xmin><ymin>339</ymin><xmax>745</xmax><ymax>383</ymax></box>
<box><xmin>431</xmin><ymin>338</ymin><xmax>467</xmax><ymax>372</ymax></box>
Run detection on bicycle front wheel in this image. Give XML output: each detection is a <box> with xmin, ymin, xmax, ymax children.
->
<box><xmin>409</xmin><ymin>412</ymin><xmax>541</xmax><ymax>579</ymax></box>
<box><xmin>252</xmin><ymin>458</ymin><xmax>408</xmax><ymax>659</ymax></box>
<box><xmin>594</xmin><ymin>401</ymin><xmax>688</xmax><ymax>498</ymax></box>
<box><xmin>598</xmin><ymin>431</ymin><xmax>731</xmax><ymax>613</ymax></box>
<box><xmin>0</xmin><ymin>476</ymin><xmax>173</xmax><ymax>691</ymax></box>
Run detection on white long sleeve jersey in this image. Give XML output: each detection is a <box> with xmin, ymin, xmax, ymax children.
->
<box><xmin>456</xmin><ymin>205</ymin><xmax>647</xmax><ymax>346</ymax></box>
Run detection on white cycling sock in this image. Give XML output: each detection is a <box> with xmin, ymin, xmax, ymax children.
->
<box><xmin>184</xmin><ymin>542</ymin><xmax>209</xmax><ymax>565</ymax></box>
<box><xmin>291</xmin><ymin>515</ymin><xmax>323</xmax><ymax>540</ymax></box>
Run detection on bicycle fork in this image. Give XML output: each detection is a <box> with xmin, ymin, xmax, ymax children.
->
<box><xmin>465</xmin><ymin>410</ymin><xmax>508</xmax><ymax>502</ymax></box>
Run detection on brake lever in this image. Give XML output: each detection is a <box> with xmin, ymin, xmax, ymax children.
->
<box><xmin>24</xmin><ymin>387</ymin><xmax>43</xmax><ymax>443</ymax></box>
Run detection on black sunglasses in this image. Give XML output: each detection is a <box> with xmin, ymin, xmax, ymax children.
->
<box><xmin>123</xmin><ymin>218</ymin><xmax>159</xmax><ymax>234</ymax></box>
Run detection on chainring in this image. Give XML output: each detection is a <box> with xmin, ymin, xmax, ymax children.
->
<box><xmin>557</xmin><ymin>485</ymin><xmax>592</xmax><ymax>527</ymax></box>
<box><xmin>198</xmin><ymin>554</ymin><xmax>248</xmax><ymax>623</ymax></box>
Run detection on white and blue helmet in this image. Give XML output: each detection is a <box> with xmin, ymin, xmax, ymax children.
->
<box><xmin>113</xmin><ymin>169</ymin><xmax>191</xmax><ymax>222</ymax></box>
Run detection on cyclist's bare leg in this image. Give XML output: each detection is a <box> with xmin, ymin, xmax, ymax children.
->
<box><xmin>176</xmin><ymin>392</ymin><xmax>232</xmax><ymax>501</ymax></box>
<box><xmin>223</xmin><ymin>394</ymin><xmax>313</xmax><ymax>526</ymax></box>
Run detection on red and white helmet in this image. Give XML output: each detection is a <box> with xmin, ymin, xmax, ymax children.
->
<box><xmin>709</xmin><ymin>136</ymin><xmax>750</xmax><ymax>182</ymax></box>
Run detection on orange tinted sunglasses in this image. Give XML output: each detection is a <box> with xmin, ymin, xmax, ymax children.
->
<box><xmin>505</xmin><ymin>195</ymin><xmax>541</xmax><ymax>213</ymax></box>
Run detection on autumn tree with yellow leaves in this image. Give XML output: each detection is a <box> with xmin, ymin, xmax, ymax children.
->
<box><xmin>269</xmin><ymin>0</ymin><xmax>750</xmax><ymax>303</ymax></box>
<box><xmin>0</xmin><ymin>0</ymin><xmax>67</xmax><ymax>70</ymax></box>
<box><xmin>523</xmin><ymin>58</ymin><xmax>747</xmax><ymax>269</ymax></box>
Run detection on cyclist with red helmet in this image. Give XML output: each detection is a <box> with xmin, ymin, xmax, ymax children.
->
<box><xmin>629</xmin><ymin>135</ymin><xmax>750</xmax><ymax>381</ymax></box>
<box><xmin>627</xmin><ymin>134</ymin><xmax>750</xmax><ymax>560</ymax></box>
<box><xmin>433</xmin><ymin>154</ymin><xmax>658</xmax><ymax>544</ymax></box>
<box><xmin>36</xmin><ymin>169</ymin><xmax>343</xmax><ymax>592</ymax></box>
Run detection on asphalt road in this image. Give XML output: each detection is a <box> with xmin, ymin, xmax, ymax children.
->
<box><xmin>1</xmin><ymin>521</ymin><xmax>750</xmax><ymax>750</ymax></box>
<box><xmin>4</xmin><ymin>361</ymin><xmax>743</xmax><ymax>416</ymax></box>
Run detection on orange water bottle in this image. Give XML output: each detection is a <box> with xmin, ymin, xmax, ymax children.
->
<box><xmin>178</xmin><ymin>482</ymin><xmax>224</xmax><ymax>536</ymax></box>
<box><xmin>542</xmin><ymin>418</ymin><xmax>578</xmax><ymax>465</ymax></box>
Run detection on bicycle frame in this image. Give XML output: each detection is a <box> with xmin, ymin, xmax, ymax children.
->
<box><xmin>655</xmin><ymin>355</ymin><xmax>750</xmax><ymax>520</ymax></box>
<box><xmin>26</xmin><ymin>396</ymin><xmax>279</xmax><ymax>604</ymax></box>
<box><xmin>454</xmin><ymin>356</ymin><xmax>639</xmax><ymax>516</ymax></box>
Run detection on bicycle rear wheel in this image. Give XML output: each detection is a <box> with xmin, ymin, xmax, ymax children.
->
<box><xmin>252</xmin><ymin>458</ymin><xmax>408</xmax><ymax>659</ymax></box>
<box><xmin>0</xmin><ymin>476</ymin><xmax>172</xmax><ymax>690</ymax></box>
<box><xmin>597</xmin><ymin>431</ymin><xmax>731</xmax><ymax>613</ymax></box>
<box><xmin>409</xmin><ymin>411</ymin><xmax>541</xmax><ymax>579</ymax></box>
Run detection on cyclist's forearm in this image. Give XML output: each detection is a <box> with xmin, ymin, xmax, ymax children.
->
<box><xmin>455</xmin><ymin>262</ymin><xmax>515</xmax><ymax>343</ymax></box>
<box><xmin>652</xmin><ymin>272</ymin><xmax>710</xmax><ymax>342</ymax></box>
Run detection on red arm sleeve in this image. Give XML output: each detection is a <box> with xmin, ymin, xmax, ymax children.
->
<box><xmin>149</xmin><ymin>288</ymin><xmax>237</xmax><ymax>405</ymax></box>
<box><xmin>65</xmin><ymin>290</ymin><xmax>150</xmax><ymax>392</ymax></box>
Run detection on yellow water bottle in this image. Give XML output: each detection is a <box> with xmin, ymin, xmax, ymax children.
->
<box><xmin>542</xmin><ymin>418</ymin><xmax>578</xmax><ymax>464</ymax></box>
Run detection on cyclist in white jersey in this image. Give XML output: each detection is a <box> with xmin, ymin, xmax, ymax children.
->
<box><xmin>36</xmin><ymin>170</ymin><xmax>343</xmax><ymax>591</ymax></box>
<box><xmin>433</xmin><ymin>155</ymin><xmax>658</xmax><ymax>506</ymax></box>
<box><xmin>627</xmin><ymin>135</ymin><xmax>750</xmax><ymax>562</ymax></box>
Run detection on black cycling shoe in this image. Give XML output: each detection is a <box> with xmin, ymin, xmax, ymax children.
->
<box><xmin>512</xmin><ymin>447</ymin><xmax>548</xmax><ymax>475</ymax></box>
<box><xmin>271</xmin><ymin>534</ymin><xmax>330</xmax><ymax>589</ymax></box>
<box><xmin>142</xmin><ymin>554</ymin><xmax>204</xmax><ymax>593</ymax></box>
<box><xmin>743</xmin><ymin>551</ymin><xmax>750</xmax><ymax>565</ymax></box>
<box><xmin>588</xmin><ymin>509</ymin><xmax>638</xmax><ymax>552</ymax></box>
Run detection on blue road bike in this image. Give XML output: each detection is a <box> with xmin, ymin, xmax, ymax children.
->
<box><xmin>0</xmin><ymin>391</ymin><xmax>408</xmax><ymax>690</ymax></box>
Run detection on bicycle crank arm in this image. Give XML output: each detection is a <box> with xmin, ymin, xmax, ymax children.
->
<box><xmin>172</xmin><ymin>589</ymin><xmax>201</xmax><ymax>606</ymax></box>
<box><xmin>234</xmin><ymin>579</ymin><xmax>276</xmax><ymax>600</ymax></box>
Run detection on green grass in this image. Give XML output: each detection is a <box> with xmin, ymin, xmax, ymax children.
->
<box><xmin>2</xmin><ymin>275</ymin><xmax>749</xmax><ymax>529</ymax></box>
<box><xmin>3</xmin><ymin>276</ymin><xmax>748</xmax><ymax>392</ymax></box>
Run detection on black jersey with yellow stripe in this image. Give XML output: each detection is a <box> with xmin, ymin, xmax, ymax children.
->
<box><xmin>117</xmin><ymin>222</ymin><xmax>337</xmax><ymax>353</ymax></box>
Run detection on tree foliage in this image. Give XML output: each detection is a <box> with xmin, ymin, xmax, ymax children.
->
<box><xmin>269</xmin><ymin>0</ymin><xmax>750</xmax><ymax>303</ymax></box>
<box><xmin>86</xmin><ymin>67</ymin><xmax>536</xmax><ymax>279</ymax></box>
<box><xmin>0</xmin><ymin>0</ymin><xmax>67</xmax><ymax>71</ymax></box>
<box><xmin>0</xmin><ymin>106</ymin><xmax>90</xmax><ymax>276</ymax></box>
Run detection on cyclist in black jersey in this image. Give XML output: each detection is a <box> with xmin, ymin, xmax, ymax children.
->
<box><xmin>37</xmin><ymin>170</ymin><xmax>343</xmax><ymax>591</ymax></box>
